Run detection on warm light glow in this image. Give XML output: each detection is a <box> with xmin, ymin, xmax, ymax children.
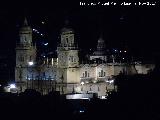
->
<box><xmin>28</xmin><ymin>61</ymin><xmax>34</xmax><ymax>66</ymax></box>
<box><xmin>81</xmin><ymin>82</ymin><xmax>84</xmax><ymax>85</ymax></box>
<box><xmin>101</xmin><ymin>96</ymin><xmax>106</xmax><ymax>99</ymax></box>
<box><xmin>124</xmin><ymin>50</ymin><xmax>127</xmax><ymax>53</ymax></box>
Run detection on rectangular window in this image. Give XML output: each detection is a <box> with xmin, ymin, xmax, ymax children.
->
<box><xmin>19</xmin><ymin>56</ymin><xmax>24</xmax><ymax>62</ymax></box>
<box><xmin>66</xmin><ymin>38</ymin><xmax>68</xmax><ymax>43</ymax></box>
<box><xmin>101</xmin><ymin>70</ymin><xmax>103</xmax><ymax>77</ymax></box>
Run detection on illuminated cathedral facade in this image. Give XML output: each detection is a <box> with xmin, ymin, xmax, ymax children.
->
<box><xmin>15</xmin><ymin>18</ymin><xmax>155</xmax><ymax>98</ymax></box>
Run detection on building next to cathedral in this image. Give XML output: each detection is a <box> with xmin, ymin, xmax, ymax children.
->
<box><xmin>15</xmin><ymin>18</ymin><xmax>155</xmax><ymax>99</ymax></box>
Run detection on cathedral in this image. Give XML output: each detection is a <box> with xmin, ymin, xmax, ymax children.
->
<box><xmin>15</xmin><ymin>18</ymin><xmax>155</xmax><ymax>98</ymax></box>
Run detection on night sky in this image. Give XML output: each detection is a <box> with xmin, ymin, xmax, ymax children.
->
<box><xmin>0</xmin><ymin>1</ymin><xmax>160</xmax><ymax>61</ymax></box>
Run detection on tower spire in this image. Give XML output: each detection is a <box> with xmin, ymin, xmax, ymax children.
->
<box><xmin>24</xmin><ymin>17</ymin><xmax>28</xmax><ymax>26</ymax></box>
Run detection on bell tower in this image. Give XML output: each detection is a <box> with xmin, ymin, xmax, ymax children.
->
<box><xmin>15</xmin><ymin>17</ymin><xmax>36</xmax><ymax>92</ymax></box>
<box><xmin>57</xmin><ymin>20</ymin><xmax>80</xmax><ymax>93</ymax></box>
<box><xmin>57</xmin><ymin>20</ymin><xmax>79</xmax><ymax>68</ymax></box>
<box><xmin>16</xmin><ymin>17</ymin><xmax>36</xmax><ymax>67</ymax></box>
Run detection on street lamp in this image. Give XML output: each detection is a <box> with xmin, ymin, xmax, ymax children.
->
<box><xmin>27</xmin><ymin>61</ymin><xmax>34</xmax><ymax>89</ymax></box>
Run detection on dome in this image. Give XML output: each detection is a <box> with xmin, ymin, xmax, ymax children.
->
<box><xmin>61</xmin><ymin>19</ymin><xmax>74</xmax><ymax>34</ymax></box>
<box><xmin>93</xmin><ymin>51</ymin><xmax>106</xmax><ymax>56</ymax></box>
<box><xmin>92</xmin><ymin>35</ymin><xmax>107</xmax><ymax>56</ymax></box>
<box><xmin>61</xmin><ymin>27</ymin><xmax>74</xmax><ymax>34</ymax></box>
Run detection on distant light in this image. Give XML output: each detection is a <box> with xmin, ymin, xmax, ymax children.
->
<box><xmin>101</xmin><ymin>96</ymin><xmax>106</xmax><ymax>99</ymax></box>
<box><xmin>37</xmin><ymin>31</ymin><xmax>39</xmax><ymax>34</ymax></box>
<box><xmin>10</xmin><ymin>84</ymin><xmax>16</xmax><ymax>89</ymax></box>
<box><xmin>42</xmin><ymin>21</ymin><xmax>45</xmax><ymax>24</ymax></box>
<box><xmin>106</xmin><ymin>80</ymin><xmax>114</xmax><ymax>83</ymax></box>
<box><xmin>32</xmin><ymin>29</ymin><xmax>35</xmax><ymax>31</ymax></box>
<box><xmin>114</xmin><ymin>49</ymin><xmax>117</xmax><ymax>52</ymax></box>
<box><xmin>43</xmin><ymin>56</ymin><xmax>46</xmax><ymax>58</ymax></box>
<box><xmin>40</xmin><ymin>33</ymin><xmax>43</xmax><ymax>36</ymax></box>
<box><xmin>28</xmin><ymin>61</ymin><xmax>34</xmax><ymax>66</ymax></box>
<box><xmin>124</xmin><ymin>50</ymin><xmax>127</xmax><ymax>53</ymax></box>
<box><xmin>79</xmin><ymin>110</ymin><xmax>84</xmax><ymax>113</ymax></box>
<box><xmin>109</xmin><ymin>80</ymin><xmax>114</xmax><ymax>83</ymax></box>
<box><xmin>120</xmin><ymin>50</ymin><xmax>122</xmax><ymax>53</ymax></box>
<box><xmin>122</xmin><ymin>58</ymin><xmax>125</xmax><ymax>60</ymax></box>
<box><xmin>44</xmin><ymin>43</ymin><xmax>48</xmax><ymax>46</ymax></box>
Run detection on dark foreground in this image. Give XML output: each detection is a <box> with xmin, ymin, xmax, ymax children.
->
<box><xmin>1</xmin><ymin>67</ymin><xmax>160</xmax><ymax>120</ymax></box>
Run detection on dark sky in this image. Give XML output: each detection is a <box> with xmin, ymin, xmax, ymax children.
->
<box><xmin>0</xmin><ymin>0</ymin><xmax>159</xmax><ymax>81</ymax></box>
<box><xmin>0</xmin><ymin>0</ymin><xmax>160</xmax><ymax>57</ymax></box>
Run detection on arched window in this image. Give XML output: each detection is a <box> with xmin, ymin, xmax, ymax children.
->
<box><xmin>71</xmin><ymin>56</ymin><xmax>74</xmax><ymax>62</ymax></box>
<box><xmin>83</xmin><ymin>71</ymin><xmax>89</xmax><ymax>78</ymax></box>
<box><xmin>101</xmin><ymin>70</ymin><xmax>103</xmax><ymax>77</ymax></box>
<box><xmin>83</xmin><ymin>73</ymin><xmax>85</xmax><ymax>77</ymax></box>
<box><xmin>85</xmin><ymin>71</ymin><xmax>87</xmax><ymax>77</ymax></box>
